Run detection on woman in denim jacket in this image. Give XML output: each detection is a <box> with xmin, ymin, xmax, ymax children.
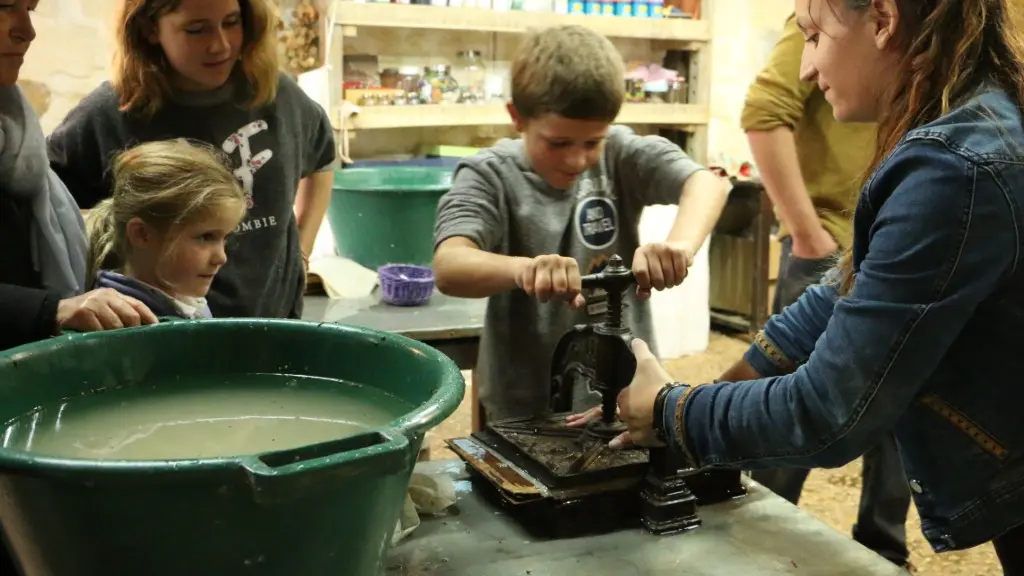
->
<box><xmin>585</xmin><ymin>0</ymin><xmax>1024</xmax><ymax>571</ymax></box>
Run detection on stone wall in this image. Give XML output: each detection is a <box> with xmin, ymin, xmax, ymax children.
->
<box><xmin>20</xmin><ymin>0</ymin><xmax>118</xmax><ymax>132</ymax></box>
<box><xmin>19</xmin><ymin>0</ymin><xmax>794</xmax><ymax>163</ymax></box>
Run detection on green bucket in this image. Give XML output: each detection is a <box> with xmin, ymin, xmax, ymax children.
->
<box><xmin>0</xmin><ymin>319</ymin><xmax>464</xmax><ymax>576</ymax></box>
<box><xmin>328</xmin><ymin>167</ymin><xmax>453</xmax><ymax>270</ymax></box>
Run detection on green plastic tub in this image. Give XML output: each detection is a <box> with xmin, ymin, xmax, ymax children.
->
<box><xmin>328</xmin><ymin>167</ymin><xmax>453</xmax><ymax>270</ymax></box>
<box><xmin>0</xmin><ymin>319</ymin><xmax>464</xmax><ymax>576</ymax></box>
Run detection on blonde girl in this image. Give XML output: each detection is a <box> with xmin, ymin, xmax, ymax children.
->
<box><xmin>49</xmin><ymin>0</ymin><xmax>337</xmax><ymax>319</ymax></box>
<box><xmin>87</xmin><ymin>139</ymin><xmax>247</xmax><ymax>319</ymax></box>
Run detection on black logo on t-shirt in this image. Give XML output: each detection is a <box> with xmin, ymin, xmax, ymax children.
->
<box><xmin>574</xmin><ymin>196</ymin><xmax>618</xmax><ymax>250</ymax></box>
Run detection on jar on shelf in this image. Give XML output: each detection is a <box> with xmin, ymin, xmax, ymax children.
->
<box><xmin>379</xmin><ymin>68</ymin><xmax>400</xmax><ymax>89</ymax></box>
<box><xmin>397</xmin><ymin>66</ymin><xmax>422</xmax><ymax>93</ymax></box>
<box><xmin>422</xmin><ymin>65</ymin><xmax>460</xmax><ymax>104</ymax></box>
<box><xmin>667</xmin><ymin>78</ymin><xmax>688</xmax><ymax>103</ymax></box>
<box><xmin>454</xmin><ymin>50</ymin><xmax>486</xmax><ymax>103</ymax></box>
<box><xmin>625</xmin><ymin>78</ymin><xmax>645</xmax><ymax>103</ymax></box>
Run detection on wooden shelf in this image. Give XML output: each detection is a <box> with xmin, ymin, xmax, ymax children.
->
<box><xmin>333</xmin><ymin>2</ymin><xmax>711</xmax><ymax>43</ymax></box>
<box><xmin>345</xmin><ymin>102</ymin><xmax>709</xmax><ymax>130</ymax></box>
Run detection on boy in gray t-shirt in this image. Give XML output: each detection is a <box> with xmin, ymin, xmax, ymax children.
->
<box><xmin>433</xmin><ymin>25</ymin><xmax>730</xmax><ymax>424</ymax></box>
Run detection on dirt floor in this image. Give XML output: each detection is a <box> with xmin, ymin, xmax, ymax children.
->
<box><xmin>425</xmin><ymin>332</ymin><xmax>1001</xmax><ymax>576</ymax></box>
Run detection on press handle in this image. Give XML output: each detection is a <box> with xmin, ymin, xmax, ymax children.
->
<box><xmin>579</xmin><ymin>254</ymin><xmax>636</xmax><ymax>293</ymax></box>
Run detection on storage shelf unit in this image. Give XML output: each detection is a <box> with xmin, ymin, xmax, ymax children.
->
<box><xmin>323</xmin><ymin>0</ymin><xmax>714</xmax><ymax>162</ymax></box>
<box><xmin>349</xmin><ymin>102</ymin><xmax>709</xmax><ymax>130</ymax></box>
<box><xmin>333</xmin><ymin>2</ymin><xmax>711</xmax><ymax>41</ymax></box>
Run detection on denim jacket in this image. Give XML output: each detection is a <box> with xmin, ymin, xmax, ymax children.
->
<box><xmin>664</xmin><ymin>87</ymin><xmax>1024</xmax><ymax>552</ymax></box>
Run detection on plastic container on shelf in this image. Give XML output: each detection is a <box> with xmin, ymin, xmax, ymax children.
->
<box><xmin>584</xmin><ymin>0</ymin><xmax>600</xmax><ymax>14</ymax></box>
<box><xmin>600</xmin><ymin>0</ymin><xmax>614</xmax><ymax>15</ymax></box>
<box><xmin>633</xmin><ymin>0</ymin><xmax>649</xmax><ymax>16</ymax></box>
<box><xmin>613</xmin><ymin>0</ymin><xmax>632</xmax><ymax>17</ymax></box>
<box><xmin>647</xmin><ymin>0</ymin><xmax>663</xmax><ymax>17</ymax></box>
<box><xmin>569</xmin><ymin>0</ymin><xmax>586</xmax><ymax>13</ymax></box>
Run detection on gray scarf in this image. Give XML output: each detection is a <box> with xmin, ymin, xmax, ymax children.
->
<box><xmin>0</xmin><ymin>85</ymin><xmax>87</xmax><ymax>297</ymax></box>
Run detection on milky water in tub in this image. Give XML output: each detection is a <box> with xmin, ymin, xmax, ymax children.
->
<box><xmin>0</xmin><ymin>374</ymin><xmax>413</xmax><ymax>460</ymax></box>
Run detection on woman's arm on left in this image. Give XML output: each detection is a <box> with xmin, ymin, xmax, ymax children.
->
<box><xmin>294</xmin><ymin>170</ymin><xmax>333</xmax><ymax>260</ymax></box>
<box><xmin>665</xmin><ymin>142</ymin><xmax>1015</xmax><ymax>470</ymax></box>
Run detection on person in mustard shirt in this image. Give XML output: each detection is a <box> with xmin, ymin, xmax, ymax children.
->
<box><xmin>739</xmin><ymin>13</ymin><xmax>911</xmax><ymax>569</ymax></box>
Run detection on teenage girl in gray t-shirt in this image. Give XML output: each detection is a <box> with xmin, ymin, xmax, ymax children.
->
<box><xmin>47</xmin><ymin>0</ymin><xmax>337</xmax><ymax>320</ymax></box>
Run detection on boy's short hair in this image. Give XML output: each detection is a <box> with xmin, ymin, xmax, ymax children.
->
<box><xmin>511</xmin><ymin>25</ymin><xmax>626</xmax><ymax>122</ymax></box>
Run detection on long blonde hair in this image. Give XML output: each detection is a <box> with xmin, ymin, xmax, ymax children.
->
<box><xmin>86</xmin><ymin>139</ymin><xmax>246</xmax><ymax>282</ymax></box>
<box><xmin>112</xmin><ymin>0</ymin><xmax>280</xmax><ymax>118</ymax></box>
<box><xmin>827</xmin><ymin>0</ymin><xmax>1024</xmax><ymax>294</ymax></box>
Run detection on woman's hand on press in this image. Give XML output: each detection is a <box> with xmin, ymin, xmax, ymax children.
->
<box><xmin>632</xmin><ymin>242</ymin><xmax>693</xmax><ymax>300</ymax></box>
<box><xmin>56</xmin><ymin>288</ymin><xmax>159</xmax><ymax>333</ymax></box>
<box><xmin>515</xmin><ymin>254</ymin><xmax>586</xmax><ymax>308</ymax></box>
<box><xmin>609</xmin><ymin>338</ymin><xmax>674</xmax><ymax>450</ymax></box>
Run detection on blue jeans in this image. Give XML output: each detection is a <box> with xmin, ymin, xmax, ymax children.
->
<box><xmin>750</xmin><ymin>237</ymin><xmax>911</xmax><ymax>566</ymax></box>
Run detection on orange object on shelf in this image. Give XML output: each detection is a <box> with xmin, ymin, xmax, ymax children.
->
<box><xmin>666</xmin><ymin>0</ymin><xmax>699</xmax><ymax>17</ymax></box>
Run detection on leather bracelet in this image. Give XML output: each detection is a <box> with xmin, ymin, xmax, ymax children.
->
<box><xmin>652</xmin><ymin>382</ymin><xmax>686</xmax><ymax>443</ymax></box>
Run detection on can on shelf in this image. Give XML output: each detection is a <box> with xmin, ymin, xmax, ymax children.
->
<box><xmin>613</xmin><ymin>0</ymin><xmax>632</xmax><ymax>16</ymax></box>
<box><xmin>584</xmin><ymin>0</ymin><xmax>601</xmax><ymax>15</ymax></box>
<box><xmin>647</xmin><ymin>0</ymin><xmax>663</xmax><ymax>17</ymax></box>
<box><xmin>569</xmin><ymin>0</ymin><xmax>586</xmax><ymax>13</ymax></box>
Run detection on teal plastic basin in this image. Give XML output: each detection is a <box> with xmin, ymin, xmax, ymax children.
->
<box><xmin>328</xmin><ymin>167</ymin><xmax>453</xmax><ymax>270</ymax></box>
<box><xmin>0</xmin><ymin>319</ymin><xmax>464</xmax><ymax>576</ymax></box>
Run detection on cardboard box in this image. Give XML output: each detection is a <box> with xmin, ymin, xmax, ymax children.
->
<box><xmin>708</xmin><ymin>233</ymin><xmax>782</xmax><ymax>321</ymax></box>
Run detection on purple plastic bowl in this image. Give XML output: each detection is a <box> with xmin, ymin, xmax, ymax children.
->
<box><xmin>378</xmin><ymin>264</ymin><xmax>435</xmax><ymax>306</ymax></box>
